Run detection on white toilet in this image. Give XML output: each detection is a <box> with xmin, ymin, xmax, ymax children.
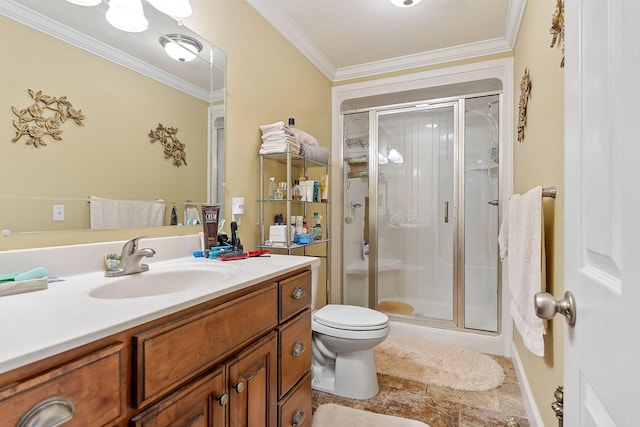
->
<box><xmin>310</xmin><ymin>260</ymin><xmax>390</xmax><ymax>400</ymax></box>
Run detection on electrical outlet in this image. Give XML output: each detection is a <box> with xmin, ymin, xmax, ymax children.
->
<box><xmin>53</xmin><ymin>204</ymin><xmax>64</xmax><ymax>222</ymax></box>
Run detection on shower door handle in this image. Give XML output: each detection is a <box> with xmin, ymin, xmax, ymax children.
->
<box><xmin>444</xmin><ymin>201</ymin><xmax>449</xmax><ymax>223</ymax></box>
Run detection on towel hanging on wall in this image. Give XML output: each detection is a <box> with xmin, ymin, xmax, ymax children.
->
<box><xmin>89</xmin><ymin>196</ymin><xmax>165</xmax><ymax>229</ymax></box>
<box><xmin>499</xmin><ymin>186</ymin><xmax>546</xmax><ymax>356</ymax></box>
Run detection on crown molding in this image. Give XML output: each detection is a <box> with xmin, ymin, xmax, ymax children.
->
<box><xmin>245</xmin><ymin>0</ymin><xmax>336</xmax><ymax>80</ymax></box>
<box><xmin>333</xmin><ymin>37</ymin><xmax>511</xmax><ymax>82</ymax></box>
<box><xmin>504</xmin><ymin>0</ymin><xmax>527</xmax><ymax>47</ymax></box>
<box><xmin>247</xmin><ymin>0</ymin><xmax>526</xmax><ymax>83</ymax></box>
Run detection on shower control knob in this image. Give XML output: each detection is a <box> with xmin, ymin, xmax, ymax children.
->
<box><xmin>534</xmin><ymin>291</ymin><xmax>576</xmax><ymax>326</ymax></box>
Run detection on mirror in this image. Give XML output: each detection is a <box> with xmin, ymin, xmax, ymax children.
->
<box><xmin>0</xmin><ymin>0</ymin><xmax>225</xmax><ymax>233</ymax></box>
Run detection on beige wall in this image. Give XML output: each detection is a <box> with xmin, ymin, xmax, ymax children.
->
<box><xmin>513</xmin><ymin>0</ymin><xmax>565</xmax><ymax>425</ymax></box>
<box><xmin>0</xmin><ymin>16</ymin><xmax>208</xmax><ymax>234</ymax></box>
<box><xmin>0</xmin><ymin>1</ymin><xmax>332</xmax><ymax>251</ymax></box>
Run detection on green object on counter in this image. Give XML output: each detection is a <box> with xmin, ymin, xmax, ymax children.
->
<box><xmin>0</xmin><ymin>266</ymin><xmax>48</xmax><ymax>283</ymax></box>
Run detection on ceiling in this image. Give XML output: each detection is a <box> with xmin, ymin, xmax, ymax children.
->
<box><xmin>247</xmin><ymin>0</ymin><xmax>525</xmax><ymax>82</ymax></box>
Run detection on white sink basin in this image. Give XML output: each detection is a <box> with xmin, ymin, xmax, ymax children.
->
<box><xmin>89</xmin><ymin>264</ymin><xmax>239</xmax><ymax>299</ymax></box>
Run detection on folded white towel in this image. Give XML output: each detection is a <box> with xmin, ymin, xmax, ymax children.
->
<box><xmin>502</xmin><ymin>187</ymin><xmax>546</xmax><ymax>356</ymax></box>
<box><xmin>261</xmin><ymin>130</ymin><xmax>286</xmax><ymax>140</ymax></box>
<box><xmin>259</xmin><ymin>121</ymin><xmax>285</xmax><ymax>133</ymax></box>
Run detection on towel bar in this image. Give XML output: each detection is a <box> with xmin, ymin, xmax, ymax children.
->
<box><xmin>542</xmin><ymin>186</ymin><xmax>556</xmax><ymax>198</ymax></box>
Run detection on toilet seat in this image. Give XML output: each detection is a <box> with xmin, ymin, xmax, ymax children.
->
<box><xmin>313</xmin><ymin>304</ymin><xmax>389</xmax><ymax>331</ymax></box>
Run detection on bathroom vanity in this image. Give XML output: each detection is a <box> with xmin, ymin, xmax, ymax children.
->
<box><xmin>0</xmin><ymin>236</ymin><xmax>314</xmax><ymax>426</ymax></box>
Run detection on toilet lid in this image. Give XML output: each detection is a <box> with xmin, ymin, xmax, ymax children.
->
<box><xmin>314</xmin><ymin>304</ymin><xmax>389</xmax><ymax>331</ymax></box>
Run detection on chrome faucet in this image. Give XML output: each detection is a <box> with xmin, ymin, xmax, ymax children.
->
<box><xmin>105</xmin><ymin>235</ymin><xmax>156</xmax><ymax>277</ymax></box>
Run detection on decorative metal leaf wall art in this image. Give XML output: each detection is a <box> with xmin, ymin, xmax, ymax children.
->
<box><xmin>11</xmin><ymin>89</ymin><xmax>85</xmax><ymax>147</ymax></box>
<box><xmin>517</xmin><ymin>68</ymin><xmax>532</xmax><ymax>143</ymax></box>
<box><xmin>550</xmin><ymin>0</ymin><xmax>565</xmax><ymax>68</ymax></box>
<box><xmin>149</xmin><ymin>123</ymin><xmax>187</xmax><ymax>167</ymax></box>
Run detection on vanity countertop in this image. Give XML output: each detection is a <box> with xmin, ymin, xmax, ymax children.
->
<box><xmin>0</xmin><ymin>252</ymin><xmax>317</xmax><ymax>375</ymax></box>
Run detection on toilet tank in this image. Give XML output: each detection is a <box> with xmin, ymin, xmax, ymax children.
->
<box><xmin>310</xmin><ymin>258</ymin><xmax>321</xmax><ymax>309</ymax></box>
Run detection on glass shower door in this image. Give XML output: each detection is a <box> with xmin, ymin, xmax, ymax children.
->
<box><xmin>374</xmin><ymin>105</ymin><xmax>457</xmax><ymax>322</ymax></box>
<box><xmin>463</xmin><ymin>95</ymin><xmax>500</xmax><ymax>332</ymax></box>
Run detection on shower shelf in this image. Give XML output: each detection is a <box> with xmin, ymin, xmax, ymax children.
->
<box><xmin>468</xmin><ymin>164</ymin><xmax>498</xmax><ymax>171</ymax></box>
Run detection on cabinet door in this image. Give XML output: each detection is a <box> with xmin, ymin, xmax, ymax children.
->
<box><xmin>228</xmin><ymin>332</ymin><xmax>277</xmax><ymax>427</ymax></box>
<box><xmin>131</xmin><ymin>366</ymin><xmax>227</xmax><ymax>427</ymax></box>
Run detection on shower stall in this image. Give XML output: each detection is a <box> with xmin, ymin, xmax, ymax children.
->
<box><xmin>341</xmin><ymin>93</ymin><xmax>501</xmax><ymax>334</ymax></box>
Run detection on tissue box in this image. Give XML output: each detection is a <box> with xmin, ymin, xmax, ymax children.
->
<box><xmin>269</xmin><ymin>225</ymin><xmax>291</xmax><ymax>243</ymax></box>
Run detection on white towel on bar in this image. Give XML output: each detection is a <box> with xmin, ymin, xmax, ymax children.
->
<box><xmin>499</xmin><ymin>186</ymin><xmax>546</xmax><ymax>356</ymax></box>
<box><xmin>89</xmin><ymin>196</ymin><xmax>165</xmax><ymax>229</ymax></box>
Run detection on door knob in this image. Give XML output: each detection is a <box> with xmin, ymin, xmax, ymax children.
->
<box><xmin>534</xmin><ymin>291</ymin><xmax>576</xmax><ymax>327</ymax></box>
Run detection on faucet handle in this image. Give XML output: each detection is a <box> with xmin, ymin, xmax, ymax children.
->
<box><xmin>122</xmin><ymin>235</ymin><xmax>147</xmax><ymax>255</ymax></box>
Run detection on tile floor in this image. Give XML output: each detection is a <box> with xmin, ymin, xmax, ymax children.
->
<box><xmin>312</xmin><ymin>355</ymin><xmax>530</xmax><ymax>427</ymax></box>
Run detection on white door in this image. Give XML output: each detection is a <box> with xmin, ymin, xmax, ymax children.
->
<box><xmin>564</xmin><ymin>0</ymin><xmax>640</xmax><ymax>425</ymax></box>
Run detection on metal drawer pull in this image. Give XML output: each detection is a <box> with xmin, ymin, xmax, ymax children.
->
<box><xmin>292</xmin><ymin>286</ymin><xmax>306</xmax><ymax>300</ymax></box>
<box><xmin>233</xmin><ymin>381</ymin><xmax>245</xmax><ymax>393</ymax></box>
<box><xmin>292</xmin><ymin>408</ymin><xmax>306</xmax><ymax>426</ymax></box>
<box><xmin>292</xmin><ymin>341</ymin><xmax>305</xmax><ymax>356</ymax></box>
<box><xmin>17</xmin><ymin>396</ymin><xmax>75</xmax><ymax>427</ymax></box>
<box><xmin>186</xmin><ymin>414</ymin><xmax>204</xmax><ymax>427</ymax></box>
<box><xmin>216</xmin><ymin>393</ymin><xmax>229</xmax><ymax>406</ymax></box>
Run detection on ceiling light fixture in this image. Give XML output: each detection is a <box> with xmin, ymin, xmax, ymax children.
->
<box><xmin>66</xmin><ymin>0</ymin><xmax>101</xmax><ymax>6</ymax></box>
<box><xmin>105</xmin><ymin>0</ymin><xmax>149</xmax><ymax>33</ymax></box>
<box><xmin>146</xmin><ymin>0</ymin><xmax>192</xmax><ymax>18</ymax></box>
<box><xmin>160</xmin><ymin>34</ymin><xmax>202</xmax><ymax>62</ymax></box>
<box><xmin>389</xmin><ymin>0</ymin><xmax>423</xmax><ymax>7</ymax></box>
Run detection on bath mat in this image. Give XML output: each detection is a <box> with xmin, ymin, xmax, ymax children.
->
<box><xmin>374</xmin><ymin>335</ymin><xmax>505</xmax><ymax>391</ymax></box>
<box><xmin>312</xmin><ymin>403</ymin><xmax>429</xmax><ymax>427</ymax></box>
<box><xmin>379</xmin><ymin>300</ymin><xmax>415</xmax><ymax>315</ymax></box>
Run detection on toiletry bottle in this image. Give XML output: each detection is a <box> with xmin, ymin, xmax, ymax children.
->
<box><xmin>292</xmin><ymin>180</ymin><xmax>302</xmax><ymax>200</ymax></box>
<box><xmin>268</xmin><ymin>177</ymin><xmax>276</xmax><ymax>200</ymax></box>
<box><xmin>313</xmin><ymin>212</ymin><xmax>322</xmax><ymax>240</ymax></box>
<box><xmin>274</xmin><ymin>186</ymin><xmax>284</xmax><ymax>200</ymax></box>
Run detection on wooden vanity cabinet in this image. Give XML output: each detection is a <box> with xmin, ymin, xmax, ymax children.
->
<box><xmin>277</xmin><ymin>271</ymin><xmax>313</xmax><ymax>427</ymax></box>
<box><xmin>0</xmin><ymin>266</ymin><xmax>313</xmax><ymax>427</ymax></box>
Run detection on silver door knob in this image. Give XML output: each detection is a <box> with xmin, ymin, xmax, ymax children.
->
<box><xmin>534</xmin><ymin>291</ymin><xmax>576</xmax><ymax>327</ymax></box>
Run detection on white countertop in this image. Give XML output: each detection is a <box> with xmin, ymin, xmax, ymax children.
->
<box><xmin>0</xmin><ymin>236</ymin><xmax>317</xmax><ymax>374</ymax></box>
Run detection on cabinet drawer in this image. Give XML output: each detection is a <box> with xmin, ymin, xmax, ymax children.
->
<box><xmin>131</xmin><ymin>366</ymin><xmax>226</xmax><ymax>427</ymax></box>
<box><xmin>279</xmin><ymin>271</ymin><xmax>311</xmax><ymax>322</ymax></box>
<box><xmin>278</xmin><ymin>310</ymin><xmax>311</xmax><ymax>399</ymax></box>
<box><xmin>0</xmin><ymin>343</ymin><xmax>124</xmax><ymax>427</ymax></box>
<box><xmin>134</xmin><ymin>284</ymin><xmax>278</xmax><ymax>407</ymax></box>
<box><xmin>278</xmin><ymin>373</ymin><xmax>311</xmax><ymax>427</ymax></box>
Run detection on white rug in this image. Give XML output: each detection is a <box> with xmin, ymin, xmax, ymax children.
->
<box><xmin>374</xmin><ymin>335</ymin><xmax>505</xmax><ymax>391</ymax></box>
<box><xmin>312</xmin><ymin>403</ymin><xmax>429</xmax><ymax>427</ymax></box>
